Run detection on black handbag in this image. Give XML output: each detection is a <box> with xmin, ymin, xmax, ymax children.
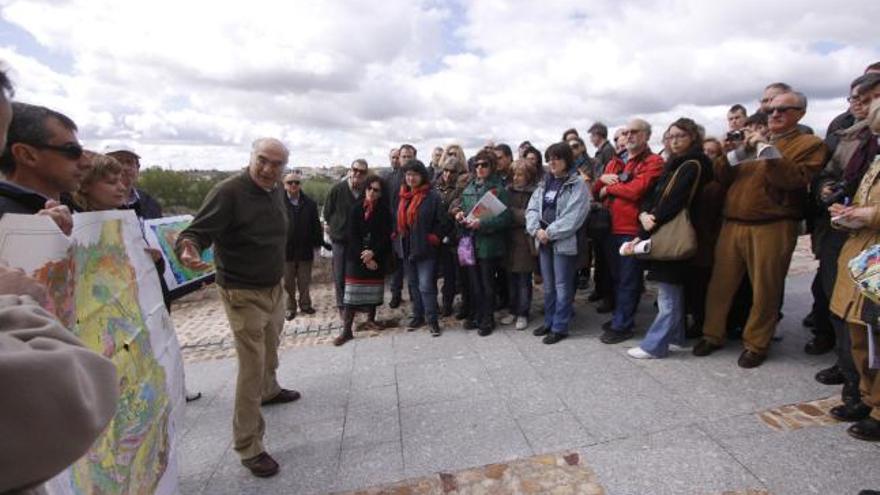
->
<box><xmin>586</xmin><ymin>204</ymin><xmax>611</xmax><ymax>237</ymax></box>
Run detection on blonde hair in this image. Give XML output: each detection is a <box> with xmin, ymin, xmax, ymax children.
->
<box><xmin>511</xmin><ymin>159</ymin><xmax>536</xmax><ymax>185</ymax></box>
<box><xmin>442</xmin><ymin>144</ymin><xmax>468</xmax><ymax>173</ymax></box>
<box><xmin>73</xmin><ymin>153</ymin><xmax>124</xmax><ymax>211</ymax></box>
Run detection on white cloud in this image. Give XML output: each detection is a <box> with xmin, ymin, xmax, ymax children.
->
<box><xmin>0</xmin><ymin>0</ymin><xmax>877</xmax><ymax>169</ymax></box>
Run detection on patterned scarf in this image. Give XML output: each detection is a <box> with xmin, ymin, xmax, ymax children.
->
<box><xmin>397</xmin><ymin>183</ymin><xmax>430</xmax><ymax>236</ymax></box>
<box><xmin>363</xmin><ymin>197</ymin><xmax>376</xmax><ymax>221</ymax></box>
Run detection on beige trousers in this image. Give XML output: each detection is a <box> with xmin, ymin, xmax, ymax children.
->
<box><xmin>283</xmin><ymin>260</ymin><xmax>314</xmax><ymax>311</ymax></box>
<box><xmin>218</xmin><ymin>283</ymin><xmax>284</xmax><ymax>460</ymax></box>
<box><xmin>850</xmin><ymin>323</ymin><xmax>880</xmax><ymax>421</ymax></box>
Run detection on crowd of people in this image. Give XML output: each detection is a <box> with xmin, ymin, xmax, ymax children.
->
<box><xmin>2</xmin><ymin>58</ymin><xmax>880</xmax><ymax>491</ymax></box>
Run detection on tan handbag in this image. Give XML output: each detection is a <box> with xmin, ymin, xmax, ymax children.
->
<box><xmin>641</xmin><ymin>160</ymin><xmax>701</xmax><ymax>261</ymax></box>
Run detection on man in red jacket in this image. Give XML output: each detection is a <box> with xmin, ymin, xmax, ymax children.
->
<box><xmin>592</xmin><ymin>118</ymin><xmax>664</xmax><ymax>343</ymax></box>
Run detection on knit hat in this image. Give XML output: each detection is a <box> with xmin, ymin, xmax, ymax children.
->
<box><xmin>402</xmin><ymin>159</ymin><xmax>430</xmax><ymax>185</ymax></box>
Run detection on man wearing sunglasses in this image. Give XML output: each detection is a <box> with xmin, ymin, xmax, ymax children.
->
<box><xmin>0</xmin><ymin>102</ymin><xmax>89</xmax><ymax>235</ymax></box>
<box><xmin>281</xmin><ymin>170</ymin><xmax>322</xmax><ymax>320</ymax></box>
<box><xmin>694</xmin><ymin>89</ymin><xmax>828</xmax><ymax>369</ymax></box>
<box><xmin>324</xmin><ymin>158</ymin><xmax>370</xmax><ymax>313</ymax></box>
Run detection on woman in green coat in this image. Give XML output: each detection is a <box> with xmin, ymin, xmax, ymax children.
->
<box><xmin>450</xmin><ymin>149</ymin><xmax>511</xmax><ymax>335</ymax></box>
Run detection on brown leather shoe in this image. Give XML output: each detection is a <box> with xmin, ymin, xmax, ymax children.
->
<box><xmin>737</xmin><ymin>350</ymin><xmax>766</xmax><ymax>369</ymax></box>
<box><xmin>692</xmin><ymin>339</ymin><xmax>721</xmax><ymax>357</ymax></box>
<box><xmin>241</xmin><ymin>452</ymin><xmax>279</xmax><ymax>477</ymax></box>
<box><xmin>333</xmin><ymin>331</ymin><xmax>353</xmax><ymax>346</ymax></box>
<box><xmin>261</xmin><ymin>389</ymin><xmax>301</xmax><ymax>406</ymax></box>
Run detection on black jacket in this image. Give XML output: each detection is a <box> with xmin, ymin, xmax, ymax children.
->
<box><xmin>0</xmin><ymin>181</ymin><xmax>48</xmax><ymax>218</ymax></box>
<box><xmin>284</xmin><ymin>192</ymin><xmax>323</xmax><ymax>262</ymax></box>
<box><xmin>345</xmin><ymin>199</ymin><xmax>393</xmax><ymax>279</ymax></box>
<box><xmin>127</xmin><ymin>188</ymin><xmax>163</xmax><ymax>220</ymax></box>
<box><xmin>398</xmin><ymin>189</ymin><xmax>448</xmax><ymax>262</ymax></box>
<box><xmin>639</xmin><ymin>151</ymin><xmax>713</xmax><ymax>284</ymax></box>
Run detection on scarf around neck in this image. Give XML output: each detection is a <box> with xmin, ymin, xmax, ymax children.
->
<box><xmin>397</xmin><ymin>183</ymin><xmax>430</xmax><ymax>236</ymax></box>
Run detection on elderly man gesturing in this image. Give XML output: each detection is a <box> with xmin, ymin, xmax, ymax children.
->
<box><xmin>176</xmin><ymin>138</ymin><xmax>300</xmax><ymax>478</ymax></box>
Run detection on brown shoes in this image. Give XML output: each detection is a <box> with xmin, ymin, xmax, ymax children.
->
<box><xmin>737</xmin><ymin>350</ymin><xmax>766</xmax><ymax>369</ymax></box>
<box><xmin>691</xmin><ymin>339</ymin><xmax>721</xmax><ymax>357</ymax></box>
<box><xmin>241</xmin><ymin>452</ymin><xmax>279</xmax><ymax>477</ymax></box>
<box><xmin>261</xmin><ymin>389</ymin><xmax>301</xmax><ymax>406</ymax></box>
<box><xmin>334</xmin><ymin>331</ymin><xmax>353</xmax><ymax>346</ymax></box>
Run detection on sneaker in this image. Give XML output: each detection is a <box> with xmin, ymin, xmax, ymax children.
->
<box><xmin>532</xmin><ymin>325</ymin><xmax>550</xmax><ymax>336</ymax></box>
<box><xmin>515</xmin><ymin>316</ymin><xmax>528</xmax><ymax>330</ymax></box>
<box><xmin>429</xmin><ymin>320</ymin><xmax>442</xmax><ymax>337</ymax></box>
<box><xmin>669</xmin><ymin>344</ymin><xmax>688</xmax><ymax>352</ymax></box>
<box><xmin>627</xmin><ymin>347</ymin><xmax>657</xmax><ymax>359</ymax></box>
<box><xmin>600</xmin><ymin>330</ymin><xmax>633</xmax><ymax>344</ymax></box>
<box><xmin>542</xmin><ymin>332</ymin><xmax>567</xmax><ymax>345</ymax></box>
<box><xmin>241</xmin><ymin>452</ymin><xmax>279</xmax><ymax>478</ymax></box>
<box><xmin>499</xmin><ymin>314</ymin><xmax>516</xmax><ymax>325</ymax></box>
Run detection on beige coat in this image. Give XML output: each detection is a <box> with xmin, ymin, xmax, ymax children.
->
<box><xmin>0</xmin><ymin>295</ymin><xmax>118</xmax><ymax>495</ymax></box>
<box><xmin>830</xmin><ymin>156</ymin><xmax>880</xmax><ymax>324</ymax></box>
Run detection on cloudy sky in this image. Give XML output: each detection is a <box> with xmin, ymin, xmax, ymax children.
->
<box><xmin>0</xmin><ymin>0</ymin><xmax>878</xmax><ymax>170</ymax></box>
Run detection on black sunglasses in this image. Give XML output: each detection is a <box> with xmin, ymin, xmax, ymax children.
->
<box><xmin>367</xmin><ymin>186</ymin><xmax>382</xmax><ymax>193</ymax></box>
<box><xmin>26</xmin><ymin>142</ymin><xmax>84</xmax><ymax>160</ymax></box>
<box><xmin>285</xmin><ymin>180</ymin><xmax>301</xmax><ymax>185</ymax></box>
<box><xmin>351</xmin><ymin>167</ymin><xmax>367</xmax><ymax>175</ymax></box>
<box><xmin>767</xmin><ymin>105</ymin><xmax>803</xmax><ymax>114</ymax></box>
<box><xmin>474</xmin><ymin>161</ymin><xmax>490</xmax><ymax>169</ymax></box>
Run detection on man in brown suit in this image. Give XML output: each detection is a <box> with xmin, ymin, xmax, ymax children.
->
<box><xmin>693</xmin><ymin>89</ymin><xmax>828</xmax><ymax>368</ymax></box>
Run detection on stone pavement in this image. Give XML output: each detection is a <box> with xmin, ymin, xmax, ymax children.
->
<box><xmin>177</xmin><ymin>237</ymin><xmax>880</xmax><ymax>494</ymax></box>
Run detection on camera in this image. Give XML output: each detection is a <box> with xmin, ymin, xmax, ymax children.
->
<box><xmin>618</xmin><ymin>171</ymin><xmax>633</xmax><ymax>183</ymax></box>
<box><xmin>821</xmin><ymin>180</ymin><xmax>848</xmax><ymax>207</ymax></box>
<box><xmin>727</xmin><ymin>130</ymin><xmax>745</xmax><ymax>142</ymax></box>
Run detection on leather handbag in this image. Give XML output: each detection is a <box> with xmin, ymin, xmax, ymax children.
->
<box><xmin>641</xmin><ymin>161</ymin><xmax>701</xmax><ymax>261</ymax></box>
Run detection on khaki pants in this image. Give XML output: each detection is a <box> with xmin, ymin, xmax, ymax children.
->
<box><xmin>283</xmin><ymin>260</ymin><xmax>314</xmax><ymax>312</ymax></box>
<box><xmin>703</xmin><ymin>220</ymin><xmax>797</xmax><ymax>354</ymax></box>
<box><xmin>218</xmin><ymin>283</ymin><xmax>284</xmax><ymax>460</ymax></box>
<box><xmin>850</xmin><ymin>322</ymin><xmax>880</xmax><ymax>421</ymax></box>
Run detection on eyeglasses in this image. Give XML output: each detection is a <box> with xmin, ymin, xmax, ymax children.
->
<box><xmin>367</xmin><ymin>186</ymin><xmax>382</xmax><ymax>193</ymax></box>
<box><xmin>766</xmin><ymin>106</ymin><xmax>804</xmax><ymax>115</ymax></box>
<box><xmin>26</xmin><ymin>142</ymin><xmax>84</xmax><ymax>160</ymax></box>
<box><xmin>285</xmin><ymin>180</ymin><xmax>301</xmax><ymax>185</ymax></box>
<box><xmin>847</xmin><ymin>95</ymin><xmax>860</xmax><ymax>103</ymax></box>
<box><xmin>351</xmin><ymin>167</ymin><xmax>367</xmax><ymax>175</ymax></box>
<box><xmin>474</xmin><ymin>161</ymin><xmax>490</xmax><ymax>169</ymax></box>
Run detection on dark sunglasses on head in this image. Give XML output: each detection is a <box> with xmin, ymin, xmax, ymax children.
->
<box><xmin>475</xmin><ymin>161</ymin><xmax>490</xmax><ymax>169</ymax></box>
<box><xmin>26</xmin><ymin>142</ymin><xmax>84</xmax><ymax>160</ymax></box>
<box><xmin>767</xmin><ymin>105</ymin><xmax>803</xmax><ymax>114</ymax></box>
<box><xmin>285</xmin><ymin>180</ymin><xmax>301</xmax><ymax>185</ymax></box>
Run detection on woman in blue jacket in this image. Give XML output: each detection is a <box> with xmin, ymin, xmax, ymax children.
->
<box><xmin>526</xmin><ymin>142</ymin><xmax>590</xmax><ymax>344</ymax></box>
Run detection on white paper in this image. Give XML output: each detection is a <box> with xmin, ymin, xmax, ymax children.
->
<box><xmin>466</xmin><ymin>190</ymin><xmax>508</xmax><ymax>222</ymax></box>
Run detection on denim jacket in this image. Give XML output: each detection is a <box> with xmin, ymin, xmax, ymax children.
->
<box><xmin>525</xmin><ymin>169</ymin><xmax>590</xmax><ymax>256</ymax></box>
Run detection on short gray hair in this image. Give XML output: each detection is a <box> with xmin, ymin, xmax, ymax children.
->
<box><xmin>629</xmin><ymin>118</ymin><xmax>652</xmax><ymax>140</ymax></box>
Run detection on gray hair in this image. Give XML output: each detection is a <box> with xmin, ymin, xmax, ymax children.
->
<box><xmin>251</xmin><ymin>137</ymin><xmax>289</xmax><ymax>158</ymax></box>
<box><xmin>629</xmin><ymin>118</ymin><xmax>652</xmax><ymax>140</ymax></box>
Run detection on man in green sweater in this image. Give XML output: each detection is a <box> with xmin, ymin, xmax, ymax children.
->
<box><xmin>176</xmin><ymin>137</ymin><xmax>298</xmax><ymax>478</ymax></box>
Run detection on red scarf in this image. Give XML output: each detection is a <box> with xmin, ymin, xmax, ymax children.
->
<box><xmin>397</xmin><ymin>184</ymin><xmax>430</xmax><ymax>236</ymax></box>
<box><xmin>363</xmin><ymin>198</ymin><xmax>376</xmax><ymax>221</ymax></box>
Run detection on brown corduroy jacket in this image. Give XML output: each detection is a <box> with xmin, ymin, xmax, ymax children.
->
<box><xmin>717</xmin><ymin>128</ymin><xmax>828</xmax><ymax>223</ymax></box>
<box><xmin>0</xmin><ymin>295</ymin><xmax>118</xmax><ymax>495</ymax></box>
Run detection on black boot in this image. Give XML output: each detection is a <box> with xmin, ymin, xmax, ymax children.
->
<box><xmin>334</xmin><ymin>308</ymin><xmax>355</xmax><ymax>346</ymax></box>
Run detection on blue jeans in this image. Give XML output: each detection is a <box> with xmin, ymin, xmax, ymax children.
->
<box><xmin>639</xmin><ymin>282</ymin><xmax>685</xmax><ymax>357</ymax></box>
<box><xmin>539</xmin><ymin>246</ymin><xmax>577</xmax><ymax>335</ymax></box>
<box><xmin>508</xmin><ymin>272</ymin><xmax>532</xmax><ymax>318</ymax></box>
<box><xmin>609</xmin><ymin>234</ymin><xmax>643</xmax><ymax>332</ymax></box>
<box><xmin>405</xmin><ymin>257</ymin><xmax>439</xmax><ymax>322</ymax></box>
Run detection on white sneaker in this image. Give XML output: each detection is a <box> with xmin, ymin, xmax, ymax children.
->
<box><xmin>669</xmin><ymin>344</ymin><xmax>688</xmax><ymax>352</ymax></box>
<box><xmin>515</xmin><ymin>316</ymin><xmax>528</xmax><ymax>330</ymax></box>
<box><xmin>627</xmin><ymin>347</ymin><xmax>657</xmax><ymax>359</ymax></box>
<box><xmin>499</xmin><ymin>314</ymin><xmax>516</xmax><ymax>325</ymax></box>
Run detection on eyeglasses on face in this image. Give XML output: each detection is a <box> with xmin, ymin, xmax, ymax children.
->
<box><xmin>766</xmin><ymin>105</ymin><xmax>803</xmax><ymax>115</ymax></box>
<box><xmin>474</xmin><ymin>161</ymin><xmax>490</xmax><ymax>169</ymax></box>
<box><xmin>285</xmin><ymin>180</ymin><xmax>301</xmax><ymax>185</ymax></box>
<box><xmin>26</xmin><ymin>142</ymin><xmax>84</xmax><ymax>160</ymax></box>
<box><xmin>351</xmin><ymin>167</ymin><xmax>367</xmax><ymax>175</ymax></box>
<box><xmin>367</xmin><ymin>186</ymin><xmax>382</xmax><ymax>193</ymax></box>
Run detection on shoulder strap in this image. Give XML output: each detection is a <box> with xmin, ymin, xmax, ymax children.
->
<box><xmin>658</xmin><ymin>160</ymin><xmax>702</xmax><ymax>205</ymax></box>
